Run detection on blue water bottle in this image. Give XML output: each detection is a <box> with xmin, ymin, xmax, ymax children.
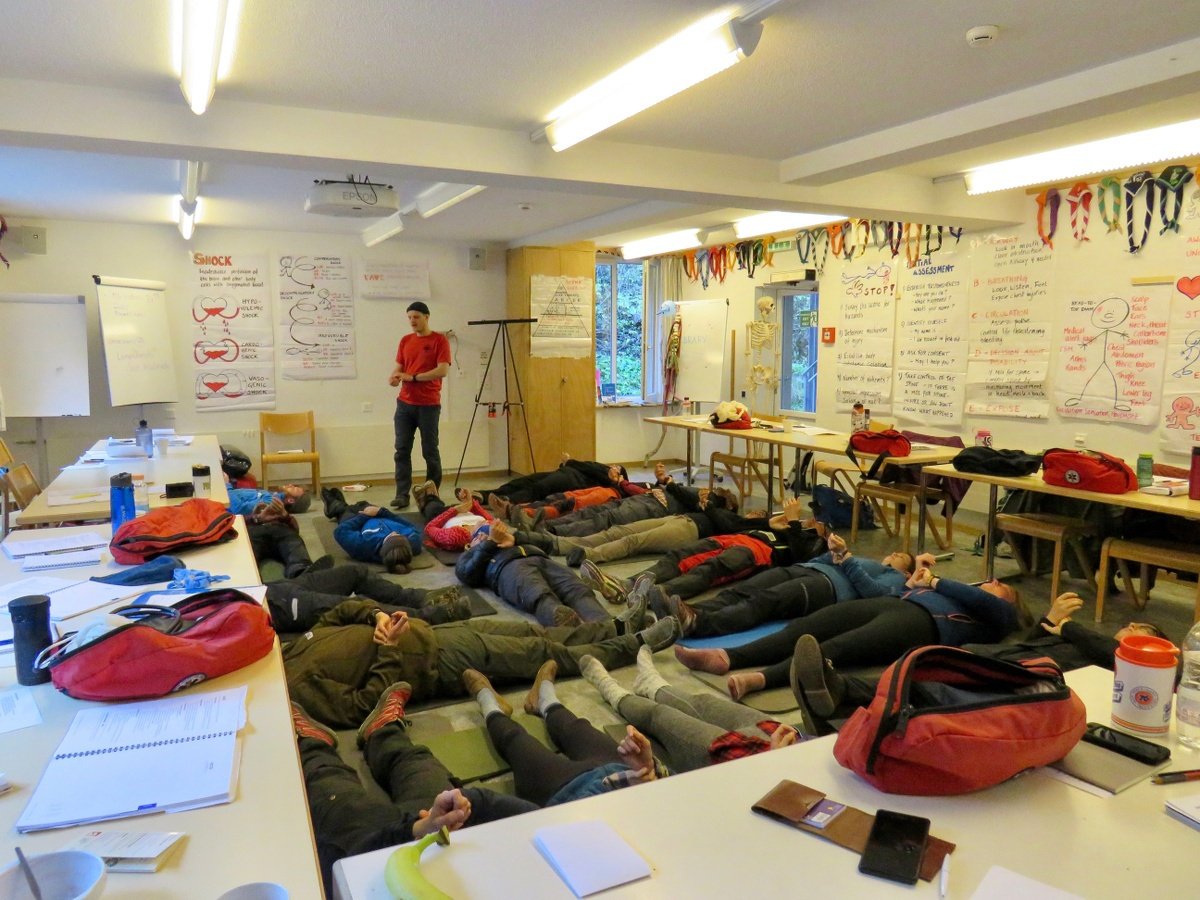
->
<box><xmin>110</xmin><ymin>472</ymin><xmax>135</xmax><ymax>530</ymax></box>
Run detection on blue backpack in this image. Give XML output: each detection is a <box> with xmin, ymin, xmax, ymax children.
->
<box><xmin>810</xmin><ymin>484</ymin><xmax>875</xmax><ymax>530</ymax></box>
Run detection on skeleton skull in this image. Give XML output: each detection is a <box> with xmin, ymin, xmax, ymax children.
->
<box><xmin>756</xmin><ymin>296</ymin><xmax>776</xmax><ymax>319</ymax></box>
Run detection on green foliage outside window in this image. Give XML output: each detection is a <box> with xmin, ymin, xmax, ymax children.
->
<box><xmin>595</xmin><ymin>262</ymin><xmax>644</xmax><ymax>398</ymax></box>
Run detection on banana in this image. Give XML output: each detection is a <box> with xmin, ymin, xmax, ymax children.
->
<box><xmin>384</xmin><ymin>825</ymin><xmax>453</xmax><ymax>899</ymax></box>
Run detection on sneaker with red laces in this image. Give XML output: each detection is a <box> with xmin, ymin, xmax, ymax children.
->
<box><xmin>291</xmin><ymin>702</ymin><xmax>337</xmax><ymax>747</ymax></box>
<box><xmin>357</xmin><ymin>681</ymin><xmax>413</xmax><ymax>749</ymax></box>
<box><xmin>579</xmin><ymin>560</ymin><xmax>629</xmax><ymax>605</ymax></box>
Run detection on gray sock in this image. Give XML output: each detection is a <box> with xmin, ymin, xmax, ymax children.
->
<box><xmin>633</xmin><ymin>644</ymin><xmax>670</xmax><ymax>698</ymax></box>
<box><xmin>580</xmin><ymin>655</ymin><xmax>631</xmax><ymax>710</ymax></box>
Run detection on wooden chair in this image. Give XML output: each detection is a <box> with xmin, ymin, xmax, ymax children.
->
<box><xmin>812</xmin><ymin>419</ymin><xmax>889</xmax><ymax>496</ymax></box>
<box><xmin>0</xmin><ymin>436</ymin><xmax>14</xmax><ymax>468</ymax></box>
<box><xmin>995</xmin><ymin>513</ymin><xmax>1097</xmax><ymax>603</ymax></box>
<box><xmin>1095</xmin><ymin>537</ymin><xmax>1200</xmax><ymax>624</ymax></box>
<box><xmin>1</xmin><ymin>462</ymin><xmax>43</xmax><ymax>532</ymax></box>
<box><xmin>708</xmin><ymin>413</ymin><xmax>786</xmax><ymax>508</ymax></box>
<box><xmin>259</xmin><ymin>411</ymin><xmax>321</xmax><ymax>494</ymax></box>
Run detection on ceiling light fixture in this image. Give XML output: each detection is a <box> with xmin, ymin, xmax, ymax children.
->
<box><xmin>177</xmin><ymin>197</ymin><xmax>198</xmax><ymax>240</ymax></box>
<box><xmin>175</xmin><ymin>0</ymin><xmax>241</xmax><ymax>115</ymax></box>
<box><xmin>362</xmin><ymin>212</ymin><xmax>405</xmax><ymax>248</ymax></box>
<box><xmin>964</xmin><ymin>117</ymin><xmax>1200</xmax><ymax>194</ymax></box>
<box><xmin>621</xmin><ymin>229</ymin><xmax>702</xmax><ymax>260</ymax></box>
<box><xmin>413</xmin><ymin>183</ymin><xmax>486</xmax><ymax>218</ymax></box>
<box><xmin>732</xmin><ymin>211</ymin><xmax>845</xmax><ymax>239</ymax></box>
<box><xmin>533</xmin><ymin>4</ymin><xmax>779</xmax><ymax>152</ymax></box>
<box><xmin>180</xmin><ymin>159</ymin><xmax>201</xmax><ymax>204</ymax></box>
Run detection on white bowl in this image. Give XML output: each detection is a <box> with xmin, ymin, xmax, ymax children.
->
<box><xmin>0</xmin><ymin>850</ymin><xmax>106</xmax><ymax>900</ymax></box>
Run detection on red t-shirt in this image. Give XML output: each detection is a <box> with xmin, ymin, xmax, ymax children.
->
<box><xmin>396</xmin><ymin>331</ymin><xmax>451</xmax><ymax>406</ymax></box>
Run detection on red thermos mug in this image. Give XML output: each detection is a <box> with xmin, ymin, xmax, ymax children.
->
<box><xmin>1190</xmin><ymin>447</ymin><xmax>1200</xmax><ymax>501</ymax></box>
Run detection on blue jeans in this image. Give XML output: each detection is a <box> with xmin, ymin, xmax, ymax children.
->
<box><xmin>393</xmin><ymin>400</ymin><xmax>442</xmax><ymax>499</ymax></box>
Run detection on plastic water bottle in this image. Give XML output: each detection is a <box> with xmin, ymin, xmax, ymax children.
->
<box><xmin>1136</xmin><ymin>453</ymin><xmax>1153</xmax><ymax>488</ymax></box>
<box><xmin>135</xmin><ymin>419</ymin><xmax>153</xmax><ymax>457</ymax></box>
<box><xmin>1177</xmin><ymin>620</ymin><xmax>1200</xmax><ymax>748</ymax></box>
<box><xmin>110</xmin><ymin>472</ymin><xmax>135</xmax><ymax>531</ymax></box>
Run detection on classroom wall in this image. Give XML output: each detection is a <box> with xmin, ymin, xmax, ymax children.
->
<box><xmin>596</xmin><ymin>198</ymin><xmax>1200</xmax><ymax>513</ymax></box>
<box><xmin>0</xmin><ymin>218</ymin><xmax>510</xmax><ymax>485</ymax></box>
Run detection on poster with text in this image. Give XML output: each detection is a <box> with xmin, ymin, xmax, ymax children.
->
<box><xmin>1054</xmin><ymin>287</ymin><xmax>1169</xmax><ymax>426</ymax></box>
<box><xmin>189</xmin><ymin>252</ymin><xmax>276</xmax><ymax>411</ymax></box>
<box><xmin>1158</xmin><ymin>273</ymin><xmax>1200</xmax><ymax>454</ymax></box>
<box><xmin>964</xmin><ymin>232</ymin><xmax>1054</xmax><ymax>418</ymax></box>
<box><xmin>358</xmin><ymin>261</ymin><xmax>430</xmax><ymax>300</ymax></box>
<box><xmin>894</xmin><ymin>251</ymin><xmax>968</xmax><ymax>423</ymax></box>
<box><xmin>531</xmin><ymin>275</ymin><xmax>593</xmax><ymax>358</ymax></box>
<box><xmin>833</xmin><ymin>250</ymin><xmax>896</xmax><ymax>413</ymax></box>
<box><xmin>276</xmin><ymin>253</ymin><xmax>357</xmax><ymax>380</ymax></box>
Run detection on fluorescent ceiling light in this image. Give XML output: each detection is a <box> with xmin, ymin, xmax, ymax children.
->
<box><xmin>621</xmin><ymin>229</ymin><xmax>701</xmax><ymax>259</ymax></box>
<box><xmin>414</xmin><ymin>183</ymin><xmax>486</xmax><ymax>218</ymax></box>
<box><xmin>537</xmin><ymin>10</ymin><xmax>762</xmax><ymax>151</ymax></box>
<box><xmin>175</xmin><ymin>0</ymin><xmax>241</xmax><ymax>115</ymax></box>
<box><xmin>733</xmin><ymin>211</ymin><xmax>845</xmax><ymax>239</ymax></box>
<box><xmin>180</xmin><ymin>160</ymin><xmax>201</xmax><ymax>204</ymax></box>
<box><xmin>965</xmin><ymin>117</ymin><xmax>1200</xmax><ymax>194</ymax></box>
<box><xmin>362</xmin><ymin>212</ymin><xmax>405</xmax><ymax>247</ymax></box>
<box><xmin>177</xmin><ymin>197</ymin><xmax>198</xmax><ymax>240</ymax></box>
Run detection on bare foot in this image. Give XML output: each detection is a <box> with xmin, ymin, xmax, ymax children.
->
<box><xmin>674</xmin><ymin>645</ymin><xmax>730</xmax><ymax>675</ymax></box>
<box><xmin>727</xmin><ymin>671</ymin><xmax>766</xmax><ymax>700</ymax></box>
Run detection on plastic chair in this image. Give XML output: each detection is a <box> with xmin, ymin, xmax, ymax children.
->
<box><xmin>1095</xmin><ymin>537</ymin><xmax>1200</xmax><ymax>624</ymax></box>
<box><xmin>708</xmin><ymin>413</ymin><xmax>786</xmax><ymax>508</ymax></box>
<box><xmin>259</xmin><ymin>411</ymin><xmax>321</xmax><ymax>494</ymax></box>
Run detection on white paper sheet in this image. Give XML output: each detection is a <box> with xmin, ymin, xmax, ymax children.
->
<box><xmin>533</xmin><ymin>820</ymin><xmax>651</xmax><ymax>897</ymax></box>
<box><xmin>0</xmin><ymin>686</ymin><xmax>44</xmax><ymax>735</ymax></box>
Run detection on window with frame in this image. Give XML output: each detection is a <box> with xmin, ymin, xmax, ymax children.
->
<box><xmin>594</xmin><ymin>258</ymin><xmax>646</xmax><ymax>401</ymax></box>
<box><xmin>780</xmin><ymin>289</ymin><xmax>820</xmax><ymax>414</ymax></box>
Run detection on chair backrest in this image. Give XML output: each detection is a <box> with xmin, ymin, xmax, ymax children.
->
<box><xmin>0</xmin><ymin>437</ymin><xmax>14</xmax><ymax>468</ymax></box>
<box><xmin>2</xmin><ymin>462</ymin><xmax>42</xmax><ymax>508</ymax></box>
<box><xmin>259</xmin><ymin>411</ymin><xmax>316</xmax><ymax>453</ymax></box>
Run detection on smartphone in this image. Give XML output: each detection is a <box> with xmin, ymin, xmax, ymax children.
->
<box><xmin>858</xmin><ymin>809</ymin><xmax>930</xmax><ymax>885</ymax></box>
<box><xmin>1081</xmin><ymin>722</ymin><xmax>1171</xmax><ymax>766</ymax></box>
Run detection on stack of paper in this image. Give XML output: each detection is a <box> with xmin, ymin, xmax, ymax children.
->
<box><xmin>1165</xmin><ymin>793</ymin><xmax>1200</xmax><ymax>831</ymax></box>
<box><xmin>1140</xmin><ymin>476</ymin><xmax>1191</xmax><ymax>496</ymax></box>
<box><xmin>2</xmin><ymin>532</ymin><xmax>107</xmax><ymax>559</ymax></box>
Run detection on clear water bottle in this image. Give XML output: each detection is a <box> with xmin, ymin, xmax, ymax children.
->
<box><xmin>135</xmin><ymin>419</ymin><xmax>153</xmax><ymax>457</ymax></box>
<box><xmin>1177</xmin><ymin>620</ymin><xmax>1200</xmax><ymax>748</ymax></box>
<box><xmin>1136</xmin><ymin>453</ymin><xmax>1153</xmax><ymax>488</ymax></box>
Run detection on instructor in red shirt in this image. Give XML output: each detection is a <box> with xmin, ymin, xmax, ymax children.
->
<box><xmin>388</xmin><ymin>301</ymin><xmax>451</xmax><ymax>509</ymax></box>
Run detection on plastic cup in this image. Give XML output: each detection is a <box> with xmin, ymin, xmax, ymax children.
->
<box><xmin>216</xmin><ymin>883</ymin><xmax>289</xmax><ymax>900</ymax></box>
<box><xmin>0</xmin><ymin>850</ymin><xmax>106</xmax><ymax>900</ymax></box>
<box><xmin>1112</xmin><ymin>634</ymin><xmax>1179</xmax><ymax>736</ymax></box>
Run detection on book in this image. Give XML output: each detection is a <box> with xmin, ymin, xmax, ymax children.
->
<box><xmin>533</xmin><ymin>820</ymin><xmax>652</xmax><ymax>897</ymax></box>
<box><xmin>2</xmin><ymin>531</ymin><xmax>107</xmax><ymax>559</ymax></box>
<box><xmin>1043</xmin><ymin>740</ymin><xmax>1170</xmax><ymax>795</ymax></box>
<box><xmin>1139</xmin><ymin>476</ymin><xmax>1191</xmax><ymax>496</ymax></box>
<box><xmin>21</xmin><ymin>548</ymin><xmax>103</xmax><ymax>572</ymax></box>
<box><xmin>0</xmin><ymin>576</ymin><xmax>136</xmax><ymax>621</ymax></box>
<box><xmin>62</xmin><ymin>830</ymin><xmax>187</xmax><ymax>872</ymax></box>
<box><xmin>16</xmin><ymin>686</ymin><xmax>247</xmax><ymax>833</ymax></box>
<box><xmin>1165</xmin><ymin>791</ymin><xmax>1200</xmax><ymax>831</ymax></box>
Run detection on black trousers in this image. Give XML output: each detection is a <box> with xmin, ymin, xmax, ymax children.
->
<box><xmin>690</xmin><ymin>566</ymin><xmax>836</xmax><ymax>637</ymax></box>
<box><xmin>549</xmin><ymin>494</ymin><xmax>666</xmax><ymax>537</ymax></box>
<box><xmin>485</xmin><ymin>705</ymin><xmax>623</xmax><ymax>807</ymax></box>
<box><xmin>265</xmin><ymin>562</ymin><xmax>431</xmax><ymax>631</ymax></box>
<box><xmin>644</xmin><ymin>539</ymin><xmax>759</xmax><ymax>599</ymax></box>
<box><xmin>248</xmin><ymin>520</ymin><xmax>313</xmax><ymax>578</ymax></box>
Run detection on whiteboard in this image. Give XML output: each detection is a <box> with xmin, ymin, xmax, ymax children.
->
<box><xmin>0</xmin><ymin>294</ymin><xmax>90</xmax><ymax>417</ymax></box>
<box><xmin>94</xmin><ymin>276</ymin><xmax>180</xmax><ymax>407</ymax></box>
<box><xmin>662</xmin><ymin>299</ymin><xmax>728</xmax><ymax>402</ymax></box>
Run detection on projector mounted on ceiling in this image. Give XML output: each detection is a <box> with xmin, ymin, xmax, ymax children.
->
<box><xmin>305</xmin><ymin>177</ymin><xmax>399</xmax><ymax>218</ymax></box>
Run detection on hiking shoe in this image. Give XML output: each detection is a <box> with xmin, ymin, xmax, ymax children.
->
<box><xmin>552</xmin><ymin>605</ymin><xmax>583</xmax><ymax>628</ymax></box>
<box><xmin>524</xmin><ymin>660</ymin><xmax>558</xmax><ymax>716</ymax></box>
<box><xmin>412</xmin><ymin>479</ymin><xmax>438</xmax><ymax>507</ymax></box>
<box><xmin>579</xmin><ymin>560</ymin><xmax>628</xmax><ymax>604</ymax></box>
<box><xmin>637</xmin><ymin>615</ymin><xmax>681</xmax><ymax>652</ymax></box>
<box><xmin>291</xmin><ymin>702</ymin><xmax>336</xmax><ymax>747</ymax></box>
<box><xmin>422</xmin><ymin>585</ymin><xmax>463</xmax><ymax>607</ymax></box>
<box><xmin>565</xmin><ymin>546</ymin><xmax>587</xmax><ymax>567</ymax></box>
<box><xmin>356</xmin><ymin>682</ymin><xmax>413</xmax><ymax>749</ymax></box>
<box><xmin>321</xmin><ymin>487</ymin><xmax>347</xmax><ymax>520</ymax></box>
<box><xmin>789</xmin><ymin>634</ymin><xmax>843</xmax><ymax>726</ymax></box>
<box><xmin>443</xmin><ymin>593</ymin><xmax>474</xmax><ymax>622</ymax></box>
<box><xmin>462</xmin><ymin>669</ymin><xmax>513</xmax><ymax>716</ymax></box>
<box><xmin>304</xmin><ymin>554</ymin><xmax>335</xmax><ymax>576</ymax></box>
<box><xmin>390</xmin><ymin>495</ymin><xmax>410</xmax><ymax>510</ymax></box>
<box><xmin>667</xmin><ymin>595</ymin><xmax>697</xmax><ymax>636</ymax></box>
<box><xmin>614</xmin><ymin>589</ymin><xmax>648</xmax><ymax>636</ymax></box>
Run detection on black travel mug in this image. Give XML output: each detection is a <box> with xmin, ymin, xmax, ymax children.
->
<box><xmin>9</xmin><ymin>594</ymin><xmax>53</xmax><ymax>686</ymax></box>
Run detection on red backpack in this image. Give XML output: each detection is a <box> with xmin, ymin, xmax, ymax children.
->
<box><xmin>1041</xmin><ymin>448</ymin><xmax>1137</xmax><ymax>494</ymax></box>
<box><xmin>110</xmin><ymin>498</ymin><xmax>237</xmax><ymax>564</ymax></box>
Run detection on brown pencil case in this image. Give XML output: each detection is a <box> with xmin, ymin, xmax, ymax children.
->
<box><xmin>751</xmin><ymin>779</ymin><xmax>955</xmax><ymax>882</ymax></box>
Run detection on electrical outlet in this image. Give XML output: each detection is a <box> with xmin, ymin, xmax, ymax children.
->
<box><xmin>361</xmin><ymin>402</ymin><xmax>373</xmax><ymax>413</ymax></box>
<box><xmin>1074</xmin><ymin>433</ymin><xmax>1087</xmax><ymax>447</ymax></box>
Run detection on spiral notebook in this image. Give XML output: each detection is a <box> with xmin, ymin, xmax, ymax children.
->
<box><xmin>16</xmin><ymin>686</ymin><xmax>247</xmax><ymax>832</ymax></box>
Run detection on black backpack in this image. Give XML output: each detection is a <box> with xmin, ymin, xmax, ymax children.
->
<box><xmin>220</xmin><ymin>444</ymin><xmax>253</xmax><ymax>480</ymax></box>
<box><xmin>952</xmin><ymin>446</ymin><xmax>1042</xmax><ymax>476</ymax></box>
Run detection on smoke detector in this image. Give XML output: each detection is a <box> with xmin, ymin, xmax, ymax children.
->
<box><xmin>966</xmin><ymin>25</ymin><xmax>999</xmax><ymax>46</ymax></box>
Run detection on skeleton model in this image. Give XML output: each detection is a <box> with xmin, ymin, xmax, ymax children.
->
<box><xmin>745</xmin><ymin>296</ymin><xmax>781</xmax><ymax>397</ymax></box>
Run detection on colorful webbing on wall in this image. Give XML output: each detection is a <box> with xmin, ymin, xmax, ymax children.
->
<box><xmin>1066</xmin><ymin>182</ymin><xmax>1093</xmax><ymax>242</ymax></box>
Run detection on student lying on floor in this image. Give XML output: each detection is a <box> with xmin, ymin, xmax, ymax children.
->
<box><xmin>410</xmin><ymin>480</ymin><xmax>492</xmax><ymax>551</ymax></box>
<box><xmin>283</xmin><ymin>597</ymin><xmax>681</xmax><ymax>728</ymax></box>
<box><xmin>322</xmin><ymin>488</ymin><xmax>421</xmax><ymax>573</ymax></box>
<box><xmin>675</xmin><ymin>565</ymin><xmax>1029</xmax><ymax>700</ymax></box>
<box><xmin>227</xmin><ymin>482</ymin><xmax>321</xmax><ymax>578</ymax></box>
<box><xmin>466</xmin><ymin>457</ymin><xmax>642</xmax><ymax>508</ymax></box>
<box><xmin>582</xmin><ymin>645</ymin><xmax>799</xmax><ymax>773</ymax></box>
<box><xmin>464</xmin><ymin>663</ymin><xmax>667</xmax><ymax>808</ymax></box>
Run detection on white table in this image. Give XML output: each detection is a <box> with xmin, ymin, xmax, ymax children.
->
<box><xmin>17</xmin><ymin>435</ymin><xmax>230</xmax><ymax>526</ymax></box>
<box><xmin>333</xmin><ymin>666</ymin><xmax>1198</xmax><ymax>899</ymax></box>
<box><xmin>0</xmin><ymin>521</ymin><xmax>324</xmax><ymax>898</ymax></box>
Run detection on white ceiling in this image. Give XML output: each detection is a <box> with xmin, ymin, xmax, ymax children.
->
<box><xmin>2</xmin><ymin>0</ymin><xmax>1200</xmax><ymax>248</ymax></box>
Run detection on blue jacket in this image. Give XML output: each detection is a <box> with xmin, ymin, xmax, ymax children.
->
<box><xmin>905</xmin><ymin>578</ymin><xmax>1019</xmax><ymax>646</ymax></box>
<box><xmin>227</xmin><ymin>487</ymin><xmax>286</xmax><ymax>516</ymax></box>
<box><xmin>333</xmin><ymin>510</ymin><xmax>421</xmax><ymax>563</ymax></box>
<box><xmin>802</xmin><ymin>553</ymin><xmax>909</xmax><ymax>601</ymax></box>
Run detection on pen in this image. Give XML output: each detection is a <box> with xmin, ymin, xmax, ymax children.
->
<box><xmin>1151</xmin><ymin>769</ymin><xmax>1200</xmax><ymax>784</ymax></box>
<box><xmin>939</xmin><ymin>853</ymin><xmax>950</xmax><ymax>899</ymax></box>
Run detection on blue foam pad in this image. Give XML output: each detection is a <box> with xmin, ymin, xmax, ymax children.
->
<box><xmin>676</xmin><ymin>620</ymin><xmax>788</xmax><ymax>649</ymax></box>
